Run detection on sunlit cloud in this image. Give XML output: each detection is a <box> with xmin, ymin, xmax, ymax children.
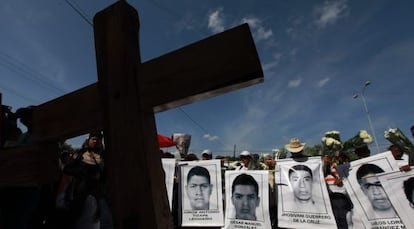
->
<box><xmin>204</xmin><ymin>133</ymin><xmax>219</xmax><ymax>141</ymax></box>
<box><xmin>241</xmin><ymin>17</ymin><xmax>273</xmax><ymax>42</ymax></box>
<box><xmin>288</xmin><ymin>79</ymin><xmax>302</xmax><ymax>88</ymax></box>
<box><xmin>314</xmin><ymin>0</ymin><xmax>348</xmax><ymax>28</ymax></box>
<box><xmin>208</xmin><ymin>8</ymin><xmax>225</xmax><ymax>33</ymax></box>
<box><xmin>317</xmin><ymin>77</ymin><xmax>330</xmax><ymax>87</ymax></box>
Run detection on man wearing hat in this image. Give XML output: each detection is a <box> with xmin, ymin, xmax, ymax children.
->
<box><xmin>235</xmin><ymin>150</ymin><xmax>252</xmax><ymax>170</ymax></box>
<box><xmin>201</xmin><ymin>149</ymin><xmax>213</xmax><ymax>160</ymax></box>
<box><xmin>285</xmin><ymin>138</ymin><xmax>308</xmax><ymax>161</ymax></box>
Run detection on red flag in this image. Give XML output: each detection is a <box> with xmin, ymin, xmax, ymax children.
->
<box><xmin>157</xmin><ymin>134</ymin><xmax>176</xmax><ymax>147</ymax></box>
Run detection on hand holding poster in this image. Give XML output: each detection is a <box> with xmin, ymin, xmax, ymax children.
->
<box><xmin>276</xmin><ymin>157</ymin><xmax>337</xmax><ymax>229</ymax></box>
<box><xmin>179</xmin><ymin>160</ymin><xmax>224</xmax><ymax>227</ymax></box>
<box><xmin>223</xmin><ymin>170</ymin><xmax>271</xmax><ymax>229</ymax></box>
<box><xmin>342</xmin><ymin>151</ymin><xmax>405</xmax><ymax>228</ymax></box>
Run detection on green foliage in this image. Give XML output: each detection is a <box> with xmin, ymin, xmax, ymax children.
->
<box><xmin>277</xmin><ymin>149</ymin><xmax>287</xmax><ymax>159</ymax></box>
<box><xmin>59</xmin><ymin>141</ymin><xmax>76</xmax><ymax>155</ymax></box>
<box><xmin>305</xmin><ymin>144</ymin><xmax>323</xmax><ymax>156</ymax></box>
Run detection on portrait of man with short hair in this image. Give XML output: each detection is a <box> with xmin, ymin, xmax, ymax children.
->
<box><xmin>224</xmin><ymin>170</ymin><xmax>272</xmax><ymax>229</ymax></box>
<box><xmin>276</xmin><ymin>158</ymin><xmax>338</xmax><ymax>229</ymax></box>
<box><xmin>356</xmin><ymin>163</ymin><xmax>397</xmax><ymax>218</ymax></box>
<box><xmin>185</xmin><ymin>165</ymin><xmax>213</xmax><ymax>210</ymax></box>
<box><xmin>289</xmin><ymin>164</ymin><xmax>314</xmax><ymax>205</ymax></box>
<box><xmin>231</xmin><ymin>173</ymin><xmax>260</xmax><ymax>220</ymax></box>
<box><xmin>180</xmin><ymin>160</ymin><xmax>224</xmax><ymax>227</ymax></box>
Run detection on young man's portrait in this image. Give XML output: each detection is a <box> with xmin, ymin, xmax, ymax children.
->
<box><xmin>185</xmin><ymin>165</ymin><xmax>213</xmax><ymax>210</ymax></box>
<box><xmin>289</xmin><ymin>164</ymin><xmax>314</xmax><ymax>205</ymax></box>
<box><xmin>356</xmin><ymin>163</ymin><xmax>397</xmax><ymax>218</ymax></box>
<box><xmin>231</xmin><ymin>173</ymin><xmax>260</xmax><ymax>221</ymax></box>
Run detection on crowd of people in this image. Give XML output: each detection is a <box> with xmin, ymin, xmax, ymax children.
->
<box><xmin>161</xmin><ymin>126</ymin><xmax>414</xmax><ymax>228</ymax></box>
<box><xmin>1</xmin><ymin>107</ymin><xmax>414</xmax><ymax>229</ymax></box>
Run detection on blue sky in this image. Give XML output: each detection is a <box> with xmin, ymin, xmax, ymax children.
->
<box><xmin>1</xmin><ymin>0</ymin><xmax>413</xmax><ymax>157</ymax></box>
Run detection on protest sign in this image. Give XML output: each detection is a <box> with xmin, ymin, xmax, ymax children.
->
<box><xmin>223</xmin><ymin>170</ymin><xmax>271</xmax><ymax>229</ymax></box>
<box><xmin>378</xmin><ymin>169</ymin><xmax>414</xmax><ymax>228</ymax></box>
<box><xmin>276</xmin><ymin>157</ymin><xmax>337</xmax><ymax>229</ymax></box>
<box><xmin>343</xmin><ymin>151</ymin><xmax>404</xmax><ymax>228</ymax></box>
<box><xmin>179</xmin><ymin>160</ymin><xmax>224</xmax><ymax>227</ymax></box>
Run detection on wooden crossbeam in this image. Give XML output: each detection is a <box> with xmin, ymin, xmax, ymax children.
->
<box><xmin>32</xmin><ymin>23</ymin><xmax>262</xmax><ymax>142</ymax></box>
<box><xmin>1</xmin><ymin>1</ymin><xmax>264</xmax><ymax>229</ymax></box>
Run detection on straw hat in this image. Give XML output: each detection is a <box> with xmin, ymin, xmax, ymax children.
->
<box><xmin>285</xmin><ymin>138</ymin><xmax>306</xmax><ymax>153</ymax></box>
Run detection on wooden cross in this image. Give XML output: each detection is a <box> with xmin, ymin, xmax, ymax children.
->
<box><xmin>0</xmin><ymin>1</ymin><xmax>263</xmax><ymax>228</ymax></box>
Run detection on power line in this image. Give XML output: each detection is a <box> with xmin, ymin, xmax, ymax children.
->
<box><xmin>0</xmin><ymin>52</ymin><xmax>67</xmax><ymax>95</ymax></box>
<box><xmin>66</xmin><ymin>0</ymin><xmax>225</xmax><ymax>148</ymax></box>
<box><xmin>64</xmin><ymin>0</ymin><xmax>93</xmax><ymax>26</ymax></box>
<box><xmin>178</xmin><ymin>107</ymin><xmax>227</xmax><ymax>148</ymax></box>
<box><xmin>0</xmin><ymin>83</ymin><xmax>42</xmax><ymax>105</ymax></box>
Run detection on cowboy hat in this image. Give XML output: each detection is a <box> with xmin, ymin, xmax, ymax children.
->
<box><xmin>285</xmin><ymin>138</ymin><xmax>306</xmax><ymax>153</ymax></box>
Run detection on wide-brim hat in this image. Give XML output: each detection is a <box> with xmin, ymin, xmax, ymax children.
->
<box><xmin>285</xmin><ymin>138</ymin><xmax>306</xmax><ymax>153</ymax></box>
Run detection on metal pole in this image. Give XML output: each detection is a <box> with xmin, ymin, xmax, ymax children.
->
<box><xmin>233</xmin><ymin>144</ymin><xmax>236</xmax><ymax>160</ymax></box>
<box><xmin>356</xmin><ymin>81</ymin><xmax>380</xmax><ymax>154</ymax></box>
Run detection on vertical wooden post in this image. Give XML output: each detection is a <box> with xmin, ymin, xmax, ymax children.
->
<box><xmin>93</xmin><ymin>1</ymin><xmax>173</xmax><ymax>228</ymax></box>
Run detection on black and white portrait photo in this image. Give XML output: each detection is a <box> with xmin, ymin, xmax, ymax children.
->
<box><xmin>179</xmin><ymin>160</ymin><xmax>224</xmax><ymax>227</ymax></box>
<box><xmin>161</xmin><ymin>158</ymin><xmax>176</xmax><ymax>211</ymax></box>
<box><xmin>343</xmin><ymin>151</ymin><xmax>404</xmax><ymax>228</ymax></box>
<box><xmin>378</xmin><ymin>169</ymin><xmax>414</xmax><ymax>228</ymax></box>
<box><xmin>223</xmin><ymin>170</ymin><xmax>271</xmax><ymax>229</ymax></box>
<box><xmin>276</xmin><ymin>157</ymin><xmax>337</xmax><ymax>229</ymax></box>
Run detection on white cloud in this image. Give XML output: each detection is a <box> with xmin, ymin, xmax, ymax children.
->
<box><xmin>317</xmin><ymin>77</ymin><xmax>330</xmax><ymax>87</ymax></box>
<box><xmin>288</xmin><ymin>79</ymin><xmax>302</xmax><ymax>88</ymax></box>
<box><xmin>241</xmin><ymin>17</ymin><xmax>273</xmax><ymax>42</ymax></box>
<box><xmin>314</xmin><ymin>0</ymin><xmax>348</xmax><ymax>28</ymax></box>
<box><xmin>204</xmin><ymin>134</ymin><xmax>219</xmax><ymax>141</ymax></box>
<box><xmin>263</xmin><ymin>52</ymin><xmax>283</xmax><ymax>72</ymax></box>
<box><xmin>208</xmin><ymin>8</ymin><xmax>225</xmax><ymax>33</ymax></box>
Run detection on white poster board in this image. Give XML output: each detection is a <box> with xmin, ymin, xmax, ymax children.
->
<box><xmin>179</xmin><ymin>160</ymin><xmax>224</xmax><ymax>227</ymax></box>
<box><xmin>342</xmin><ymin>151</ymin><xmax>403</xmax><ymax>228</ymax></box>
<box><xmin>161</xmin><ymin>158</ymin><xmax>176</xmax><ymax>211</ymax></box>
<box><xmin>276</xmin><ymin>157</ymin><xmax>337</xmax><ymax>229</ymax></box>
<box><xmin>223</xmin><ymin>170</ymin><xmax>271</xmax><ymax>229</ymax></box>
<box><xmin>378</xmin><ymin>169</ymin><xmax>414</xmax><ymax>228</ymax></box>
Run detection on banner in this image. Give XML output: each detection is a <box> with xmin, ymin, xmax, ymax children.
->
<box><xmin>223</xmin><ymin>170</ymin><xmax>271</xmax><ymax>229</ymax></box>
<box><xmin>161</xmin><ymin>158</ymin><xmax>176</xmax><ymax>211</ymax></box>
<box><xmin>173</xmin><ymin>133</ymin><xmax>191</xmax><ymax>157</ymax></box>
<box><xmin>378</xmin><ymin>169</ymin><xmax>414</xmax><ymax>228</ymax></box>
<box><xmin>179</xmin><ymin>160</ymin><xmax>224</xmax><ymax>227</ymax></box>
<box><xmin>343</xmin><ymin>151</ymin><xmax>403</xmax><ymax>228</ymax></box>
<box><xmin>276</xmin><ymin>157</ymin><xmax>337</xmax><ymax>229</ymax></box>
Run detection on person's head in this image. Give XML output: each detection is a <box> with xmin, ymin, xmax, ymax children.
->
<box><xmin>186</xmin><ymin>166</ymin><xmax>212</xmax><ymax>210</ymax></box>
<box><xmin>231</xmin><ymin>173</ymin><xmax>260</xmax><ymax>220</ymax></box>
<box><xmin>403</xmin><ymin>177</ymin><xmax>414</xmax><ymax>208</ymax></box>
<box><xmin>85</xmin><ymin>131</ymin><xmax>104</xmax><ymax>152</ymax></box>
<box><xmin>183</xmin><ymin>152</ymin><xmax>199</xmax><ymax>161</ymax></box>
<box><xmin>355</xmin><ymin>145</ymin><xmax>371</xmax><ymax>159</ymax></box>
<box><xmin>289</xmin><ymin>164</ymin><xmax>313</xmax><ymax>203</ymax></box>
<box><xmin>263</xmin><ymin>154</ymin><xmax>275</xmax><ymax>169</ymax></box>
<box><xmin>239</xmin><ymin>150</ymin><xmax>252</xmax><ymax>167</ymax></box>
<box><xmin>285</xmin><ymin>138</ymin><xmax>306</xmax><ymax>158</ymax></box>
<box><xmin>388</xmin><ymin>144</ymin><xmax>403</xmax><ymax>160</ymax></box>
<box><xmin>356</xmin><ymin>164</ymin><xmax>391</xmax><ymax>211</ymax></box>
<box><xmin>201</xmin><ymin>149</ymin><xmax>213</xmax><ymax>160</ymax></box>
